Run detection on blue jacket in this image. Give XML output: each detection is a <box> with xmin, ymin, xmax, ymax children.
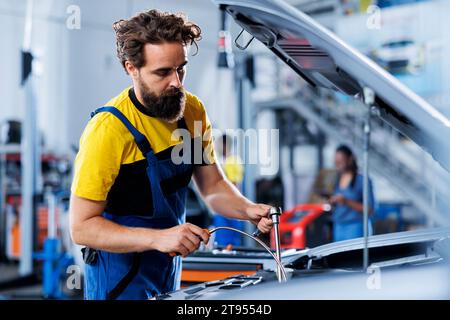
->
<box><xmin>332</xmin><ymin>174</ymin><xmax>375</xmax><ymax>223</ymax></box>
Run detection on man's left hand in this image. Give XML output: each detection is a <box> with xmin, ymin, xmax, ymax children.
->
<box><xmin>245</xmin><ymin>203</ymin><xmax>273</xmax><ymax>234</ymax></box>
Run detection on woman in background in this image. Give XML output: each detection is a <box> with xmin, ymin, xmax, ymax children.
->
<box><xmin>329</xmin><ymin>145</ymin><xmax>376</xmax><ymax>241</ymax></box>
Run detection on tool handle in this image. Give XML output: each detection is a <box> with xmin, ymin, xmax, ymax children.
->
<box><xmin>168</xmin><ymin>228</ymin><xmax>210</xmax><ymax>257</ymax></box>
<box><xmin>251</xmin><ymin>206</ymin><xmax>280</xmax><ymax>237</ymax></box>
<box><xmin>252</xmin><ymin>229</ymin><xmax>262</xmax><ymax>237</ymax></box>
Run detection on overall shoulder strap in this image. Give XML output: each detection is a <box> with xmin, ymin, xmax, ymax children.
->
<box><xmin>91</xmin><ymin>106</ymin><xmax>152</xmax><ymax>155</ymax></box>
<box><xmin>177</xmin><ymin>117</ymin><xmax>188</xmax><ymax>130</ymax></box>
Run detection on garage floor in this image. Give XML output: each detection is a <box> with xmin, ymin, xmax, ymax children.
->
<box><xmin>0</xmin><ymin>263</ymin><xmax>82</xmax><ymax>300</ymax></box>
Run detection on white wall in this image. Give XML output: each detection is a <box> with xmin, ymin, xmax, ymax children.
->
<box><xmin>0</xmin><ymin>0</ymin><xmax>238</xmax><ymax>154</ymax></box>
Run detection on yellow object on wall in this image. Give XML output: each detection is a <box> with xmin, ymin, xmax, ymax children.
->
<box><xmin>223</xmin><ymin>155</ymin><xmax>244</xmax><ymax>184</ymax></box>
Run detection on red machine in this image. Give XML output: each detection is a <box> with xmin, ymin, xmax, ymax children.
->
<box><xmin>271</xmin><ymin>204</ymin><xmax>332</xmax><ymax>249</ymax></box>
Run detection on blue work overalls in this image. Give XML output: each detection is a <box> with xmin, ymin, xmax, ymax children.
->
<box><xmin>83</xmin><ymin>106</ymin><xmax>193</xmax><ymax>300</ymax></box>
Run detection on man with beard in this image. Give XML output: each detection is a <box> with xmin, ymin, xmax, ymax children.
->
<box><xmin>69</xmin><ymin>9</ymin><xmax>273</xmax><ymax>300</ymax></box>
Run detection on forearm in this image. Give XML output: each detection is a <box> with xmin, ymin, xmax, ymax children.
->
<box><xmin>193</xmin><ymin>164</ymin><xmax>272</xmax><ymax>232</ymax></box>
<box><xmin>345</xmin><ymin>199</ymin><xmax>372</xmax><ymax>214</ymax></box>
<box><xmin>71</xmin><ymin>216</ymin><xmax>159</xmax><ymax>253</ymax></box>
<box><xmin>202</xmin><ymin>178</ymin><xmax>254</xmax><ymax>221</ymax></box>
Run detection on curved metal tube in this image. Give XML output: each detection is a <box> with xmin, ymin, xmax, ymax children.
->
<box><xmin>208</xmin><ymin>226</ymin><xmax>287</xmax><ymax>282</ymax></box>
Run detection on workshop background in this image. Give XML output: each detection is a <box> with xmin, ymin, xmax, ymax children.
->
<box><xmin>0</xmin><ymin>0</ymin><xmax>449</xmax><ymax>299</ymax></box>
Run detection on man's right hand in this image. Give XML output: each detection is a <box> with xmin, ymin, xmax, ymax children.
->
<box><xmin>153</xmin><ymin>223</ymin><xmax>210</xmax><ymax>257</ymax></box>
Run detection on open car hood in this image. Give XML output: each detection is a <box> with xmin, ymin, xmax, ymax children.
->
<box><xmin>283</xmin><ymin>226</ymin><xmax>450</xmax><ymax>267</ymax></box>
<box><xmin>213</xmin><ymin>0</ymin><xmax>450</xmax><ymax>172</ymax></box>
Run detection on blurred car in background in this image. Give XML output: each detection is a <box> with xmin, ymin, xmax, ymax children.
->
<box><xmin>370</xmin><ymin>39</ymin><xmax>424</xmax><ymax>74</ymax></box>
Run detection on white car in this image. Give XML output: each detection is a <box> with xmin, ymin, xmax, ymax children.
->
<box><xmin>371</xmin><ymin>40</ymin><xmax>424</xmax><ymax>74</ymax></box>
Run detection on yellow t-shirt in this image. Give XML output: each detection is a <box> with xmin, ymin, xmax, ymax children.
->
<box><xmin>71</xmin><ymin>87</ymin><xmax>215</xmax><ymax>215</ymax></box>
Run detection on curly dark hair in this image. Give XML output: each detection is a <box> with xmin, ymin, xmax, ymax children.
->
<box><xmin>336</xmin><ymin>144</ymin><xmax>358</xmax><ymax>188</ymax></box>
<box><xmin>112</xmin><ymin>9</ymin><xmax>202</xmax><ymax>73</ymax></box>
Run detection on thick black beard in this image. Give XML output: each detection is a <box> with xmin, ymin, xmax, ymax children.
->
<box><xmin>138</xmin><ymin>81</ymin><xmax>186</xmax><ymax>123</ymax></box>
